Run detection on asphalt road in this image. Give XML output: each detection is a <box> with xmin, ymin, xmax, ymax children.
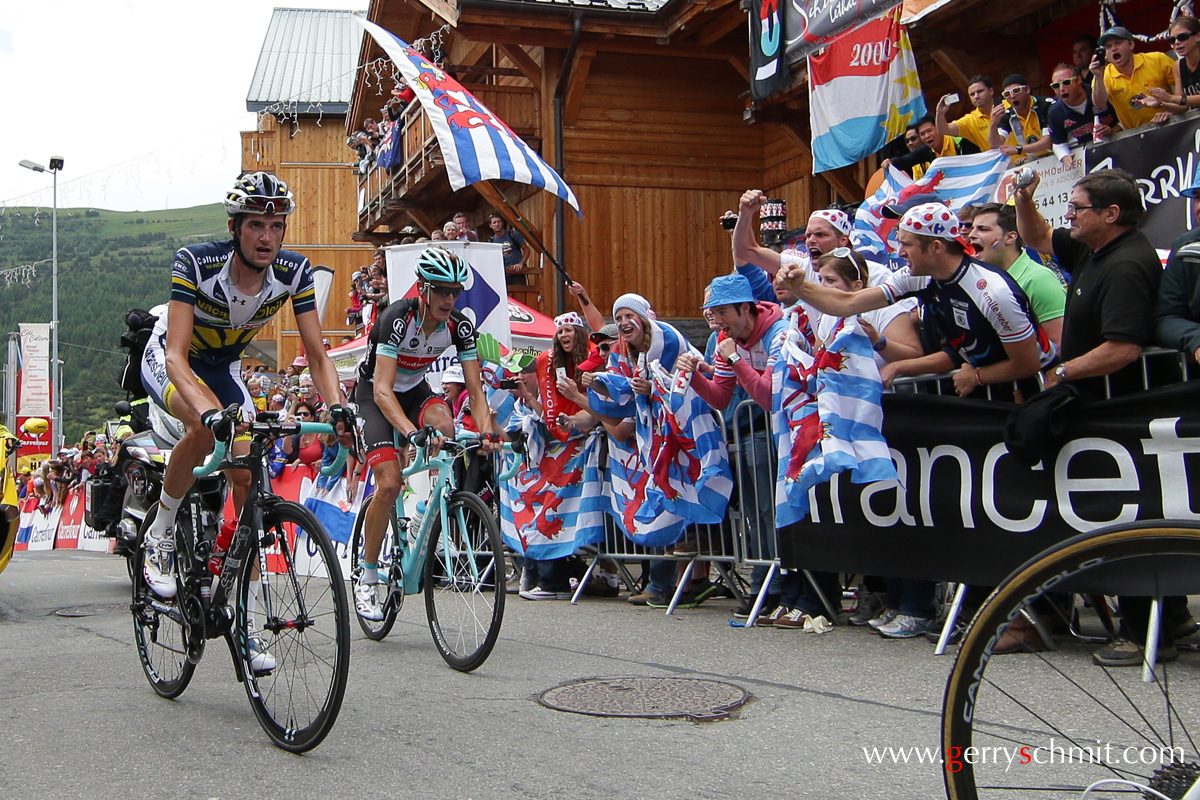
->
<box><xmin>0</xmin><ymin>551</ymin><xmax>951</xmax><ymax>800</ymax></box>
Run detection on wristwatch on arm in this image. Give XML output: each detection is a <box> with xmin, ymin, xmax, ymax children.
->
<box><xmin>726</xmin><ymin>352</ymin><xmax>743</xmax><ymax>365</ymax></box>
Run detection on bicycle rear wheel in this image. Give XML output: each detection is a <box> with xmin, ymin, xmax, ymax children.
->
<box><xmin>350</xmin><ymin>494</ymin><xmax>400</xmax><ymax>640</ymax></box>
<box><xmin>942</xmin><ymin>522</ymin><xmax>1200</xmax><ymax>800</ymax></box>
<box><xmin>130</xmin><ymin>507</ymin><xmax>196</xmax><ymax>699</ymax></box>
<box><xmin>236</xmin><ymin>501</ymin><xmax>350</xmax><ymax>752</ymax></box>
<box><xmin>424</xmin><ymin>490</ymin><xmax>505</xmax><ymax>672</ymax></box>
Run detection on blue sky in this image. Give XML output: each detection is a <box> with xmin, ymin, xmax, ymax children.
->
<box><xmin>1</xmin><ymin>1</ymin><xmax>361</xmax><ymax>213</ymax></box>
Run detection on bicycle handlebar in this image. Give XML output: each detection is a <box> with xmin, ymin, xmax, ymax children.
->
<box><xmin>193</xmin><ymin>418</ymin><xmax>351</xmax><ymax>478</ymax></box>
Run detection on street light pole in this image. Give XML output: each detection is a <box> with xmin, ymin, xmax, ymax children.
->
<box><xmin>18</xmin><ymin>157</ymin><xmax>64</xmax><ymax>451</ymax></box>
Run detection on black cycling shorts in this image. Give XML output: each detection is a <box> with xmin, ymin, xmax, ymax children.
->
<box><xmin>353</xmin><ymin>380</ymin><xmax>448</xmax><ymax>468</ymax></box>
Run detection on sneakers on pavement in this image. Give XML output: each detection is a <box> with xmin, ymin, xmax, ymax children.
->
<box><xmin>142</xmin><ymin>531</ymin><xmax>177</xmax><ymax>599</ymax></box>
<box><xmin>773</xmin><ymin>608</ymin><xmax>811</xmax><ymax>630</ymax></box>
<box><xmin>758</xmin><ymin>605</ymin><xmax>789</xmax><ymax>628</ymax></box>
<box><xmin>877</xmin><ymin>614</ymin><xmax>938</xmax><ymax>639</ymax></box>
<box><xmin>868</xmin><ymin>608</ymin><xmax>901</xmax><ymax>629</ymax></box>
<box><xmin>1092</xmin><ymin>638</ymin><xmax>1178</xmax><ymax>668</ymax></box>
<box><xmin>354</xmin><ymin>580</ymin><xmax>385</xmax><ymax>621</ymax></box>
<box><xmin>849</xmin><ymin>592</ymin><xmax>885</xmax><ymax>626</ymax></box>
<box><xmin>647</xmin><ymin>590</ymin><xmax>700</xmax><ymax>609</ymax></box>
<box><xmin>732</xmin><ymin>594</ymin><xmax>780</xmax><ymax>620</ymax></box>
<box><xmin>520</xmin><ymin>586</ymin><xmax>572</xmax><ymax>600</ymax></box>
<box><xmin>247</xmin><ymin>634</ymin><xmax>277</xmax><ymax>673</ymax></box>
<box><xmin>628</xmin><ymin>590</ymin><xmax>668</xmax><ymax>606</ymax></box>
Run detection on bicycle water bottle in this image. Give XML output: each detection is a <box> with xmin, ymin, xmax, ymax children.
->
<box><xmin>408</xmin><ymin>501</ymin><xmax>427</xmax><ymax>541</ymax></box>
<box><xmin>208</xmin><ymin>516</ymin><xmax>237</xmax><ymax>576</ymax></box>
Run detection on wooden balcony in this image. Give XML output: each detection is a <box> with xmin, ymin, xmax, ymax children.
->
<box><xmin>355</xmin><ymin>84</ymin><xmax>541</xmax><ymax>236</ymax></box>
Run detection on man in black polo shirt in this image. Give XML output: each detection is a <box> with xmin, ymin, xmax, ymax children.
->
<box><xmin>1013</xmin><ymin>168</ymin><xmax>1160</xmax><ymax>398</ymax></box>
<box><xmin>1014</xmin><ymin>168</ymin><xmax>1186</xmax><ymax>667</ymax></box>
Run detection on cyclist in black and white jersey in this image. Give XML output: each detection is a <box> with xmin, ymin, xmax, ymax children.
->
<box><xmin>352</xmin><ymin>246</ymin><xmax>502</xmax><ymax>620</ymax></box>
<box><xmin>781</xmin><ymin>203</ymin><xmax>1053</xmax><ymax>397</ymax></box>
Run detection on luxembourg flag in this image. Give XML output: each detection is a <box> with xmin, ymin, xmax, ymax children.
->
<box><xmin>809</xmin><ymin>9</ymin><xmax>925</xmax><ymax>174</ymax></box>
<box><xmin>358</xmin><ymin>18</ymin><xmax>581</xmax><ymax>215</ymax></box>
<box><xmin>852</xmin><ymin>150</ymin><xmax>1009</xmax><ymax>271</ymax></box>
<box><xmin>772</xmin><ymin>310</ymin><xmax>897</xmax><ymax>527</ymax></box>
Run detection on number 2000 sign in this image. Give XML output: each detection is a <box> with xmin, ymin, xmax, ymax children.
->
<box><xmin>849</xmin><ymin>40</ymin><xmax>894</xmax><ymax>67</ymax></box>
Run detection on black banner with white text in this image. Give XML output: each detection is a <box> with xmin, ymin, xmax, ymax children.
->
<box><xmin>780</xmin><ymin>380</ymin><xmax>1200</xmax><ymax>585</ymax></box>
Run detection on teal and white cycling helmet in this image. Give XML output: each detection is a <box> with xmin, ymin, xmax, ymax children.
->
<box><xmin>224</xmin><ymin>171</ymin><xmax>295</xmax><ymax>217</ymax></box>
<box><xmin>415</xmin><ymin>247</ymin><xmax>469</xmax><ymax>284</ymax></box>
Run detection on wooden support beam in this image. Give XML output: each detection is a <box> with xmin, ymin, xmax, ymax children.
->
<box><xmin>472</xmin><ymin>181</ymin><xmax>548</xmax><ymax>256</ymax></box>
<box><xmin>776</xmin><ymin>121</ymin><xmax>865</xmax><ymax>201</ymax></box>
<box><xmin>726</xmin><ymin>55</ymin><xmax>750</xmax><ymax>82</ymax></box>
<box><xmin>664</xmin><ymin>0</ymin><xmax>740</xmax><ymax>36</ymax></box>
<box><xmin>563</xmin><ymin>44</ymin><xmax>597</xmax><ymax>127</ymax></box>
<box><xmin>694</xmin><ymin>5</ymin><xmax>747</xmax><ymax>47</ymax></box>
<box><xmin>497</xmin><ymin>43</ymin><xmax>543</xmax><ymax>86</ymax></box>
<box><xmin>405</xmin><ymin>208</ymin><xmax>441</xmax><ymax>239</ymax></box>
<box><xmin>446</xmin><ymin>64</ymin><xmax>525</xmax><ymax>78</ymax></box>
<box><xmin>453</xmin><ymin>39</ymin><xmax>492</xmax><ymax>67</ymax></box>
<box><xmin>931</xmin><ymin>48</ymin><xmax>977</xmax><ymax>94</ymax></box>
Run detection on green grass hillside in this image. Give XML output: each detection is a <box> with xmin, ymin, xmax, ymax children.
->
<box><xmin>0</xmin><ymin>204</ymin><xmax>228</xmax><ymax>443</ymax></box>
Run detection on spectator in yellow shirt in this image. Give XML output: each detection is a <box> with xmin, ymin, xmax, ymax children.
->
<box><xmin>936</xmin><ymin>75</ymin><xmax>997</xmax><ymax>153</ymax></box>
<box><xmin>1091</xmin><ymin>25</ymin><xmax>1175</xmax><ymax>130</ymax></box>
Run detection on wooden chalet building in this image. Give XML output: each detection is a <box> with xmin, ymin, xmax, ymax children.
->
<box><xmin>239</xmin><ymin>8</ymin><xmax>371</xmax><ymax>369</ymax></box>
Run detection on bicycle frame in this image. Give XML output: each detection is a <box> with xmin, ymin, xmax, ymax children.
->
<box><xmin>386</xmin><ymin>435</ymin><xmax>520</xmax><ymax>598</ymax></box>
<box><xmin>193</xmin><ymin>420</ymin><xmax>347</xmax><ymax>640</ymax></box>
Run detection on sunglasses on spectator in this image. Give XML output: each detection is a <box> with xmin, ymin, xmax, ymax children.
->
<box><xmin>829</xmin><ymin>247</ymin><xmax>864</xmax><ymax>281</ymax></box>
<box><xmin>296</xmin><ymin>411</ymin><xmax>312</xmax><ymax>418</ymax></box>
<box><xmin>1001</xmin><ymin>85</ymin><xmax>1028</xmax><ymax>98</ymax></box>
<box><xmin>1049</xmin><ymin>77</ymin><xmax>1078</xmax><ymax>89</ymax></box>
<box><xmin>598</xmin><ymin>343</ymin><xmax>613</xmax><ymax>352</ymax></box>
<box><xmin>423</xmin><ymin>282</ymin><xmax>463</xmax><ymax>298</ymax></box>
<box><xmin>1171</xmin><ymin>32</ymin><xmax>1197</xmax><ymax>43</ymax></box>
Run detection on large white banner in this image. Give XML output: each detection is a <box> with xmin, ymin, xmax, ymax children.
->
<box><xmin>18</xmin><ymin>323</ymin><xmax>51</xmax><ymax>416</ymax></box>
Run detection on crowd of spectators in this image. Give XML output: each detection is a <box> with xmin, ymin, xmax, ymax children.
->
<box><xmin>346</xmin><ymin>79</ymin><xmax>416</xmax><ymax>173</ymax></box>
<box><xmin>882</xmin><ymin>23</ymin><xmax>1200</xmax><ymax>179</ymax></box>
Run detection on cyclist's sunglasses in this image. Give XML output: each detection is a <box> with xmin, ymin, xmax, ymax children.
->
<box><xmin>423</xmin><ymin>282</ymin><xmax>464</xmax><ymax>298</ymax></box>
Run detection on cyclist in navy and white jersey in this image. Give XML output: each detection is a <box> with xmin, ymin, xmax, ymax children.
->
<box><xmin>139</xmin><ymin>173</ymin><xmax>352</xmax><ymax>622</ymax></box>
<box><xmin>352</xmin><ymin>246</ymin><xmax>502</xmax><ymax>621</ymax></box>
<box><xmin>781</xmin><ymin>203</ymin><xmax>1053</xmax><ymax>397</ymax></box>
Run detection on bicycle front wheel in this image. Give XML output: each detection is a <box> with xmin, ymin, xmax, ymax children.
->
<box><xmin>424</xmin><ymin>490</ymin><xmax>505</xmax><ymax>672</ymax></box>
<box><xmin>350</xmin><ymin>494</ymin><xmax>400</xmax><ymax>640</ymax></box>
<box><xmin>943</xmin><ymin>522</ymin><xmax>1200</xmax><ymax>800</ymax></box>
<box><xmin>130</xmin><ymin>507</ymin><xmax>196</xmax><ymax>699</ymax></box>
<box><xmin>236</xmin><ymin>501</ymin><xmax>350</xmax><ymax>752</ymax></box>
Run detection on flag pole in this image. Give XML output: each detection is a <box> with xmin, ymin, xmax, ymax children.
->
<box><xmin>481</xmin><ymin>180</ymin><xmax>573</xmax><ymax>286</ymax></box>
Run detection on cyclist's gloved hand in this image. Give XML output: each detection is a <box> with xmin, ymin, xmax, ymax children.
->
<box><xmin>328</xmin><ymin>403</ymin><xmax>356</xmax><ymax>433</ymax></box>
<box><xmin>201</xmin><ymin>407</ymin><xmax>237</xmax><ymax>442</ymax></box>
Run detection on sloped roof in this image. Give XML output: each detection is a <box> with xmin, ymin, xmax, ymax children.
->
<box><xmin>246</xmin><ymin>8</ymin><xmax>366</xmax><ymax>115</ymax></box>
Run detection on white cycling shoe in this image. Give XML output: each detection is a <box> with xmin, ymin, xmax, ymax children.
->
<box><xmin>142</xmin><ymin>532</ymin><xmax>177</xmax><ymax>599</ymax></box>
<box><xmin>247</xmin><ymin>634</ymin><xmax>277</xmax><ymax>673</ymax></box>
<box><xmin>355</xmin><ymin>580</ymin><xmax>385</xmax><ymax>621</ymax></box>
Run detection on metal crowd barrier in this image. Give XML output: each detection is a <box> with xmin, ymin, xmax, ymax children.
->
<box><xmin>527</xmin><ymin>348</ymin><xmax>1197</xmax><ymax>627</ymax></box>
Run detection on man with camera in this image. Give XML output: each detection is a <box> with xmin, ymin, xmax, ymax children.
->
<box><xmin>936</xmin><ymin>75</ymin><xmax>999</xmax><ymax>153</ymax></box>
<box><xmin>1091</xmin><ymin>26</ymin><xmax>1175</xmax><ymax>131</ymax></box>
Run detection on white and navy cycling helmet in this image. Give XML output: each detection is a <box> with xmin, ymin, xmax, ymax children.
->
<box><xmin>224</xmin><ymin>171</ymin><xmax>295</xmax><ymax>217</ymax></box>
<box><xmin>415</xmin><ymin>247</ymin><xmax>470</xmax><ymax>284</ymax></box>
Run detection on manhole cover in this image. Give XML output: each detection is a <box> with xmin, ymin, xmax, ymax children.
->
<box><xmin>538</xmin><ymin>676</ymin><xmax>750</xmax><ymax>721</ymax></box>
<box><xmin>54</xmin><ymin>603</ymin><xmax>126</xmax><ymax>618</ymax></box>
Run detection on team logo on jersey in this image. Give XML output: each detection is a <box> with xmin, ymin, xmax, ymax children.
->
<box><xmin>409</xmin><ymin>337</ymin><xmax>420</xmax><ymax>348</ymax></box>
<box><xmin>976</xmin><ymin>279</ymin><xmax>987</xmax><ymax>290</ymax></box>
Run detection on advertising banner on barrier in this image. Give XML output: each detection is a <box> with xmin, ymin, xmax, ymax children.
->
<box><xmin>780</xmin><ymin>379</ymin><xmax>1200</xmax><ymax>586</ymax></box>
<box><xmin>1084</xmin><ymin>119</ymin><xmax>1200</xmax><ymax>249</ymax></box>
<box><xmin>55</xmin><ymin>486</ymin><xmax>84</xmax><ymax>550</ymax></box>
<box><xmin>26</xmin><ymin>504</ymin><xmax>60</xmax><ymax>552</ymax></box>
<box><xmin>994</xmin><ymin>151</ymin><xmax>1083</xmax><ymax>230</ymax></box>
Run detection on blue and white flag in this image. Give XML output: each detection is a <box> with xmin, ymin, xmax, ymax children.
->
<box><xmin>498</xmin><ymin>405</ymin><xmax>608</xmax><ymax>560</ymax></box>
<box><xmin>358</xmin><ymin>18</ymin><xmax>581</xmax><ymax>215</ymax></box>
<box><xmin>853</xmin><ymin>149</ymin><xmax>1009</xmax><ymax>272</ymax></box>
<box><xmin>589</xmin><ymin>324</ymin><xmax>733</xmax><ymax>546</ymax></box>
<box><xmin>772</xmin><ymin>310</ymin><xmax>897</xmax><ymax>527</ymax></box>
<box><xmin>808</xmin><ymin>9</ymin><xmax>925</xmax><ymax>174</ymax></box>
